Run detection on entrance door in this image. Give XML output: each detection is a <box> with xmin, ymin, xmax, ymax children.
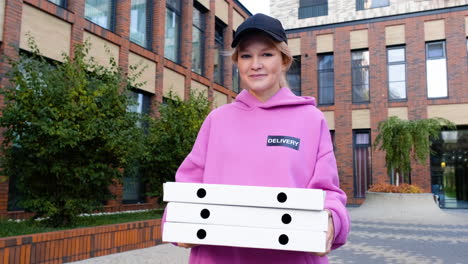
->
<box><xmin>431</xmin><ymin>129</ymin><xmax>468</xmax><ymax>209</ymax></box>
<box><xmin>353</xmin><ymin>130</ymin><xmax>372</xmax><ymax>198</ymax></box>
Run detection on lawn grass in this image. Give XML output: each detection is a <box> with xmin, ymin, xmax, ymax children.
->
<box><xmin>0</xmin><ymin>209</ymin><xmax>163</xmax><ymax>238</ymax></box>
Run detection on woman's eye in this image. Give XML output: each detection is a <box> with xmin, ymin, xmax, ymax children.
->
<box><xmin>240</xmin><ymin>54</ymin><xmax>251</xmax><ymax>59</ymax></box>
<box><xmin>263</xmin><ymin>53</ymin><xmax>273</xmax><ymax>57</ymax></box>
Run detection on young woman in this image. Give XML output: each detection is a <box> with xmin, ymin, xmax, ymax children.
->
<box><xmin>162</xmin><ymin>13</ymin><xmax>350</xmax><ymax>264</ymax></box>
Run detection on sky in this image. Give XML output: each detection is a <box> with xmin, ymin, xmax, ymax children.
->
<box><xmin>238</xmin><ymin>0</ymin><xmax>271</xmax><ymax>15</ymax></box>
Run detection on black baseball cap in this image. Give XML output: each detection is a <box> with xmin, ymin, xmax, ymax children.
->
<box><xmin>231</xmin><ymin>13</ymin><xmax>287</xmax><ymax>48</ymax></box>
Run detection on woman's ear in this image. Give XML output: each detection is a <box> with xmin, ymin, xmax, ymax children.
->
<box><xmin>281</xmin><ymin>62</ymin><xmax>289</xmax><ymax>73</ymax></box>
<box><xmin>281</xmin><ymin>61</ymin><xmax>288</xmax><ymax>71</ymax></box>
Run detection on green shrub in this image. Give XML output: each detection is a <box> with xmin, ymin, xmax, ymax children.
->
<box><xmin>0</xmin><ymin>39</ymin><xmax>145</xmax><ymax>227</ymax></box>
<box><xmin>141</xmin><ymin>91</ymin><xmax>210</xmax><ymax>199</ymax></box>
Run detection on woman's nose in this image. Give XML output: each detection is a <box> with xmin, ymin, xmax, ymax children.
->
<box><xmin>251</xmin><ymin>56</ymin><xmax>263</xmax><ymax>70</ymax></box>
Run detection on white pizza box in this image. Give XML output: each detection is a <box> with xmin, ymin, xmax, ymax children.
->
<box><xmin>166</xmin><ymin>202</ymin><xmax>328</xmax><ymax>231</ymax></box>
<box><xmin>163</xmin><ymin>222</ymin><xmax>327</xmax><ymax>253</ymax></box>
<box><xmin>163</xmin><ymin>182</ymin><xmax>325</xmax><ymax>210</ymax></box>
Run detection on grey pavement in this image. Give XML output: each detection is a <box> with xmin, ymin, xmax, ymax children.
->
<box><xmin>329</xmin><ymin>208</ymin><xmax>468</xmax><ymax>264</ymax></box>
<box><xmin>68</xmin><ymin>244</ymin><xmax>190</xmax><ymax>264</ymax></box>
<box><xmin>70</xmin><ymin>208</ymin><xmax>468</xmax><ymax>264</ymax></box>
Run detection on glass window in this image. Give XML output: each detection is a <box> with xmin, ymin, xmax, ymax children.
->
<box><xmin>388</xmin><ymin>48</ymin><xmax>405</xmax><ymax>62</ymax></box>
<box><xmin>192</xmin><ymin>6</ymin><xmax>206</xmax><ymax>75</ymax></box>
<box><xmin>122</xmin><ymin>172</ymin><xmax>145</xmax><ymax>204</ymax></box>
<box><xmin>7</xmin><ymin>172</ymin><xmax>24</xmax><ymax>211</ymax></box>
<box><xmin>353</xmin><ymin>130</ymin><xmax>372</xmax><ymax>198</ymax></box>
<box><xmin>165</xmin><ymin>0</ymin><xmax>181</xmax><ymax>62</ymax></box>
<box><xmin>123</xmin><ymin>90</ymin><xmax>149</xmax><ymax>204</ymax></box>
<box><xmin>85</xmin><ymin>0</ymin><xmax>115</xmax><ymax>30</ymax></box>
<box><xmin>128</xmin><ymin>90</ymin><xmax>151</xmax><ymax>115</ymax></box>
<box><xmin>318</xmin><ymin>54</ymin><xmax>334</xmax><ymax>105</ymax></box>
<box><xmin>233</xmin><ymin>64</ymin><xmax>240</xmax><ymax>93</ymax></box>
<box><xmin>427</xmin><ymin>42</ymin><xmax>444</xmax><ymax>58</ymax></box>
<box><xmin>130</xmin><ymin>0</ymin><xmax>151</xmax><ymax>48</ymax></box>
<box><xmin>166</xmin><ymin>0</ymin><xmax>181</xmax><ymax>11</ymax></box>
<box><xmin>287</xmin><ymin>56</ymin><xmax>302</xmax><ymax>96</ymax></box>
<box><xmin>298</xmin><ymin>0</ymin><xmax>328</xmax><ymax>19</ymax></box>
<box><xmin>356</xmin><ymin>0</ymin><xmax>389</xmax><ymax>10</ymax></box>
<box><xmin>387</xmin><ymin>46</ymin><xmax>406</xmax><ymax>101</ymax></box>
<box><xmin>426</xmin><ymin>41</ymin><xmax>447</xmax><ymax>98</ymax></box>
<box><xmin>48</xmin><ymin>0</ymin><xmax>66</xmax><ymax>7</ymax></box>
<box><xmin>214</xmin><ymin>20</ymin><xmax>225</xmax><ymax>85</ymax></box>
<box><xmin>123</xmin><ymin>91</ymin><xmax>148</xmax><ymax>203</ymax></box>
<box><xmin>351</xmin><ymin>50</ymin><xmax>370</xmax><ymax>103</ymax></box>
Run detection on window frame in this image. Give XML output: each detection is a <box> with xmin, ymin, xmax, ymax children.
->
<box><xmin>351</xmin><ymin>49</ymin><xmax>370</xmax><ymax>104</ymax></box>
<box><xmin>48</xmin><ymin>0</ymin><xmax>67</xmax><ymax>8</ymax></box>
<box><xmin>130</xmin><ymin>0</ymin><xmax>153</xmax><ymax>49</ymax></box>
<box><xmin>352</xmin><ymin>129</ymin><xmax>372</xmax><ymax>199</ymax></box>
<box><xmin>128</xmin><ymin>89</ymin><xmax>151</xmax><ymax>115</ymax></box>
<box><xmin>425</xmin><ymin>41</ymin><xmax>449</xmax><ymax>99</ymax></box>
<box><xmin>232</xmin><ymin>63</ymin><xmax>240</xmax><ymax>93</ymax></box>
<box><xmin>192</xmin><ymin>3</ymin><xmax>207</xmax><ymax>76</ymax></box>
<box><xmin>317</xmin><ymin>53</ymin><xmax>334</xmax><ymax>105</ymax></box>
<box><xmin>213</xmin><ymin>19</ymin><xmax>226</xmax><ymax>86</ymax></box>
<box><xmin>330</xmin><ymin>130</ymin><xmax>335</xmax><ymax>151</ymax></box>
<box><xmin>164</xmin><ymin>0</ymin><xmax>182</xmax><ymax>63</ymax></box>
<box><xmin>84</xmin><ymin>0</ymin><xmax>117</xmax><ymax>32</ymax></box>
<box><xmin>356</xmin><ymin>0</ymin><xmax>390</xmax><ymax>11</ymax></box>
<box><xmin>298</xmin><ymin>0</ymin><xmax>328</xmax><ymax>19</ymax></box>
<box><xmin>386</xmin><ymin>45</ymin><xmax>407</xmax><ymax>102</ymax></box>
<box><xmin>286</xmin><ymin>56</ymin><xmax>302</xmax><ymax>96</ymax></box>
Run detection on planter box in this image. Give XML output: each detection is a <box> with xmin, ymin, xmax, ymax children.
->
<box><xmin>0</xmin><ymin>219</ymin><xmax>163</xmax><ymax>263</ymax></box>
<box><xmin>352</xmin><ymin>191</ymin><xmax>445</xmax><ymax>222</ymax></box>
<box><xmin>364</xmin><ymin>191</ymin><xmax>438</xmax><ymax>206</ymax></box>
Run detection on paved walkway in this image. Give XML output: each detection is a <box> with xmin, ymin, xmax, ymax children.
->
<box><xmin>70</xmin><ymin>209</ymin><xmax>468</xmax><ymax>264</ymax></box>
<box><xmin>329</xmin><ymin>209</ymin><xmax>468</xmax><ymax>264</ymax></box>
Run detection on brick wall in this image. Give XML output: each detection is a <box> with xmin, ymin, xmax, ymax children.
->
<box><xmin>0</xmin><ymin>219</ymin><xmax>162</xmax><ymax>263</ymax></box>
<box><xmin>333</xmin><ymin>26</ymin><xmax>355</xmax><ymax>202</ymax></box>
<box><xmin>286</xmin><ymin>8</ymin><xmax>468</xmax><ymax>202</ymax></box>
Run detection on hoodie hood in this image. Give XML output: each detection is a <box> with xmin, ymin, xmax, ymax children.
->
<box><xmin>234</xmin><ymin>87</ymin><xmax>316</xmax><ymax>110</ymax></box>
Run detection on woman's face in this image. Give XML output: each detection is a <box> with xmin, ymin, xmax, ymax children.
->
<box><xmin>237</xmin><ymin>35</ymin><xmax>285</xmax><ymax>101</ymax></box>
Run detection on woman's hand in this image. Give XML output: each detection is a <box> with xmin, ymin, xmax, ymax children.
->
<box><xmin>177</xmin><ymin>242</ymin><xmax>198</xmax><ymax>249</ymax></box>
<box><xmin>311</xmin><ymin>209</ymin><xmax>334</xmax><ymax>257</ymax></box>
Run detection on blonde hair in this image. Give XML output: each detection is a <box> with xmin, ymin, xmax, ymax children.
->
<box><xmin>231</xmin><ymin>35</ymin><xmax>294</xmax><ymax>88</ymax></box>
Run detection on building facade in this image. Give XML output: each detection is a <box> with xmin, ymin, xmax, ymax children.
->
<box><xmin>0</xmin><ymin>0</ymin><xmax>252</xmax><ymax>218</ymax></box>
<box><xmin>272</xmin><ymin>0</ymin><xmax>468</xmax><ymax>208</ymax></box>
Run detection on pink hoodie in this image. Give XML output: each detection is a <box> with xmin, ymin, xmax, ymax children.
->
<box><xmin>162</xmin><ymin>87</ymin><xmax>350</xmax><ymax>264</ymax></box>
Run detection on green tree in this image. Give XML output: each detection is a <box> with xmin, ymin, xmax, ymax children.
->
<box><xmin>373</xmin><ymin>116</ymin><xmax>455</xmax><ymax>186</ymax></box>
<box><xmin>141</xmin><ymin>91</ymin><xmax>210</xmax><ymax>199</ymax></box>
<box><xmin>0</xmin><ymin>40</ymin><xmax>145</xmax><ymax>227</ymax></box>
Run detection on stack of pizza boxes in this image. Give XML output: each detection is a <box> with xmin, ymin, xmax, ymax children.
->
<box><xmin>162</xmin><ymin>182</ymin><xmax>328</xmax><ymax>253</ymax></box>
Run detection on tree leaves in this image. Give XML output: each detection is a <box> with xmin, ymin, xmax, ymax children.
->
<box><xmin>373</xmin><ymin>116</ymin><xmax>455</xmax><ymax>185</ymax></box>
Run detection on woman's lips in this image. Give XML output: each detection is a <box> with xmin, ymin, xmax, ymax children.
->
<box><xmin>249</xmin><ymin>74</ymin><xmax>267</xmax><ymax>78</ymax></box>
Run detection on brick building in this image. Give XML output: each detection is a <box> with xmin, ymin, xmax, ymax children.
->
<box><xmin>0</xmin><ymin>0</ymin><xmax>252</xmax><ymax>218</ymax></box>
<box><xmin>1</xmin><ymin>0</ymin><xmax>468</xmax><ymax>220</ymax></box>
<box><xmin>272</xmin><ymin>0</ymin><xmax>468</xmax><ymax>208</ymax></box>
